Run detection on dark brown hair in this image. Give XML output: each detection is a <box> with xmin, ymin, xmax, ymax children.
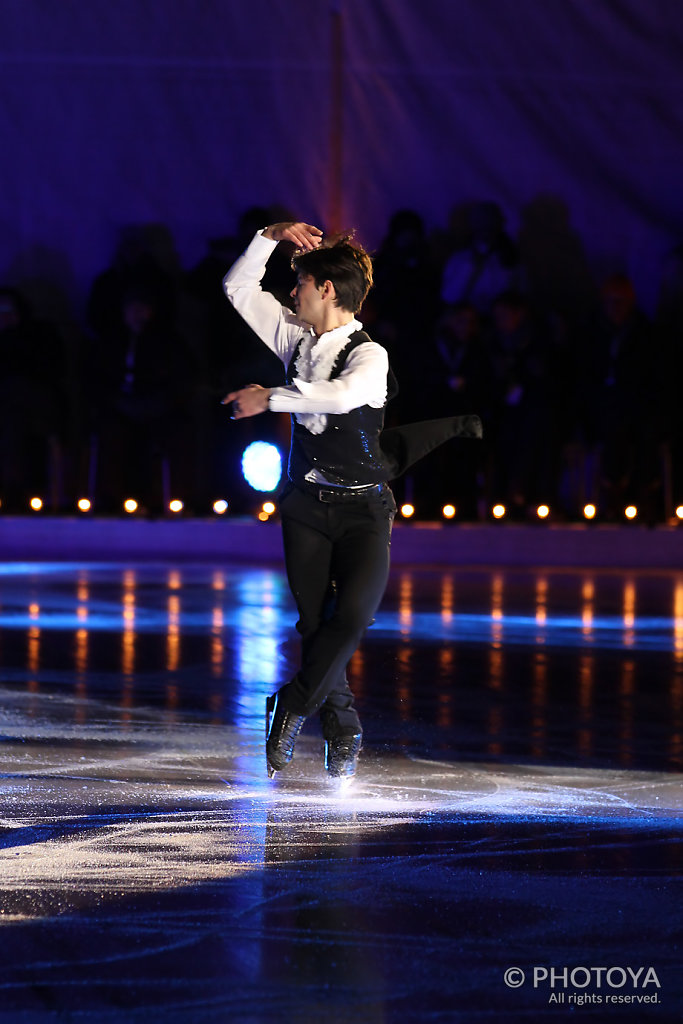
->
<box><xmin>292</xmin><ymin>234</ymin><xmax>373</xmax><ymax>314</ymax></box>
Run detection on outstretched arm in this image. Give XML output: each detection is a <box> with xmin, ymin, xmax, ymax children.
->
<box><xmin>222</xmin><ymin>342</ymin><xmax>388</xmax><ymax>418</ymax></box>
<box><xmin>221</xmin><ymin>383</ymin><xmax>271</xmax><ymax>419</ymax></box>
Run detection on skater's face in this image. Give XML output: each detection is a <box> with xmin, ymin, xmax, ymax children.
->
<box><xmin>291</xmin><ymin>273</ymin><xmax>326</xmax><ymax>327</ymax></box>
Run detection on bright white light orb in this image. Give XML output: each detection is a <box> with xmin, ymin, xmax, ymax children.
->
<box><xmin>241</xmin><ymin>442</ymin><xmax>282</xmax><ymax>492</ymax></box>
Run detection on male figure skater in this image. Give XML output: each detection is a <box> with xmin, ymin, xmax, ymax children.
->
<box><xmin>223</xmin><ymin>220</ymin><xmax>482</xmax><ymax>782</ymax></box>
<box><xmin>223</xmin><ymin>221</ymin><xmax>393</xmax><ymax>781</ymax></box>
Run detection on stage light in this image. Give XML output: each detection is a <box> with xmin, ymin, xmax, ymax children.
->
<box><xmin>124</xmin><ymin>499</ymin><xmax>138</xmax><ymax>514</ymax></box>
<box><xmin>537</xmin><ymin>504</ymin><xmax>550</xmax><ymax>519</ymax></box>
<box><xmin>30</xmin><ymin>497</ymin><xmax>43</xmax><ymax>511</ymax></box>
<box><xmin>257</xmin><ymin>511</ymin><xmax>270</xmax><ymax>522</ymax></box>
<box><xmin>213</xmin><ymin>499</ymin><xmax>229</xmax><ymax>515</ymax></box>
<box><xmin>583</xmin><ymin>504</ymin><xmax>597</xmax><ymax>520</ymax></box>
<box><xmin>492</xmin><ymin>504</ymin><xmax>506</xmax><ymax>519</ymax></box>
<box><xmin>169</xmin><ymin>499</ymin><xmax>183</xmax><ymax>513</ymax></box>
<box><xmin>400</xmin><ymin>503</ymin><xmax>415</xmax><ymax>518</ymax></box>
<box><xmin>77</xmin><ymin>498</ymin><xmax>92</xmax><ymax>512</ymax></box>
<box><xmin>241</xmin><ymin>441</ymin><xmax>282</xmax><ymax>492</ymax></box>
<box><xmin>442</xmin><ymin>504</ymin><xmax>456</xmax><ymax>519</ymax></box>
<box><xmin>262</xmin><ymin>501</ymin><xmax>276</xmax><ymax>515</ymax></box>
<box><xmin>624</xmin><ymin>505</ymin><xmax>637</xmax><ymax>520</ymax></box>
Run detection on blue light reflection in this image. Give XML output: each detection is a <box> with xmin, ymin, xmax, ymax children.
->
<box><xmin>0</xmin><ymin>565</ymin><xmax>681</xmax><ymax>656</ymax></box>
<box><xmin>0</xmin><ymin>605</ymin><xmax>677</xmax><ymax>652</ymax></box>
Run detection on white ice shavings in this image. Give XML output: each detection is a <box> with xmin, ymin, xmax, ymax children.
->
<box><xmin>1</xmin><ymin>693</ymin><xmax>681</xmax><ymax>923</ymax></box>
<box><xmin>407</xmin><ymin>757</ymin><xmax>683</xmax><ymax>819</ymax></box>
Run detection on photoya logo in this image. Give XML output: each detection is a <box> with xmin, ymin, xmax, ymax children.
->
<box><xmin>504</xmin><ymin>965</ymin><xmax>661</xmax><ymax>990</ymax></box>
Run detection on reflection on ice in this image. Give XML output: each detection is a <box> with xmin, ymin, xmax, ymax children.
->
<box><xmin>1</xmin><ymin>562</ymin><xmax>683</xmax><ymax>655</ymax></box>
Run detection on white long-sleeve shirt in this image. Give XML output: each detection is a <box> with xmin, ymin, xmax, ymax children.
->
<box><xmin>222</xmin><ymin>231</ymin><xmax>388</xmax><ymax>422</ymax></box>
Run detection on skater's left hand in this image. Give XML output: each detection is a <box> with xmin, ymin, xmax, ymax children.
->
<box><xmin>222</xmin><ymin>384</ymin><xmax>271</xmax><ymax>418</ymax></box>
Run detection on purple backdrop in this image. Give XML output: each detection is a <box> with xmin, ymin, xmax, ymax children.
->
<box><xmin>1</xmin><ymin>0</ymin><xmax>682</xmax><ymax>328</ymax></box>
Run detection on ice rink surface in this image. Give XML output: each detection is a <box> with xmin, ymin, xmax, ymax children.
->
<box><xmin>0</xmin><ymin>562</ymin><xmax>681</xmax><ymax>1022</ymax></box>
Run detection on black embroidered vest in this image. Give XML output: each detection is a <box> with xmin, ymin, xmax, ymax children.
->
<box><xmin>286</xmin><ymin>331</ymin><xmax>394</xmax><ymax>486</ymax></box>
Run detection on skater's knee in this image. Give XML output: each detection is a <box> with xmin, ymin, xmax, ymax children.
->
<box><xmin>331</xmin><ymin>601</ymin><xmax>375</xmax><ymax>637</ymax></box>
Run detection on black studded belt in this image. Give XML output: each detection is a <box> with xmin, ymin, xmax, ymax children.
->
<box><xmin>295</xmin><ymin>480</ymin><xmax>385</xmax><ymax>504</ymax></box>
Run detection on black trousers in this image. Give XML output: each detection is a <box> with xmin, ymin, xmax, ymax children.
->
<box><xmin>277</xmin><ymin>481</ymin><xmax>396</xmax><ymax>735</ymax></box>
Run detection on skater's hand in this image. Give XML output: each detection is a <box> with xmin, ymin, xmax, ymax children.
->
<box><xmin>262</xmin><ymin>222</ymin><xmax>323</xmax><ymax>251</ymax></box>
<box><xmin>222</xmin><ymin>384</ymin><xmax>271</xmax><ymax>419</ymax></box>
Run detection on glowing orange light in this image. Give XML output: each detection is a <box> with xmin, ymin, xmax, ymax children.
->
<box><xmin>676</xmin><ymin>506</ymin><xmax>683</xmax><ymax>521</ymax></box>
<box><xmin>400</xmin><ymin>503</ymin><xmax>415</xmax><ymax>518</ymax></box>
<box><xmin>624</xmin><ymin>505</ymin><xmax>637</xmax><ymax>520</ymax></box>
<box><xmin>537</xmin><ymin>504</ymin><xmax>550</xmax><ymax>519</ymax></box>
<box><xmin>442</xmin><ymin>504</ymin><xmax>456</xmax><ymax>519</ymax></box>
<box><xmin>492</xmin><ymin>504</ymin><xmax>506</xmax><ymax>519</ymax></box>
<box><xmin>30</xmin><ymin>497</ymin><xmax>43</xmax><ymax>511</ymax></box>
<box><xmin>169</xmin><ymin>499</ymin><xmax>183</xmax><ymax>513</ymax></box>
<box><xmin>674</xmin><ymin>579</ymin><xmax>683</xmax><ymax>661</ymax></box>
<box><xmin>124</xmin><ymin>499</ymin><xmax>138</xmax><ymax>513</ymax></box>
<box><xmin>77</xmin><ymin>498</ymin><xmax>92</xmax><ymax>512</ymax></box>
<box><xmin>257</xmin><ymin>511</ymin><xmax>269</xmax><ymax>522</ymax></box>
<box><xmin>583</xmin><ymin>504</ymin><xmax>597</xmax><ymax>520</ymax></box>
<box><xmin>262</xmin><ymin>501</ymin><xmax>276</xmax><ymax>515</ymax></box>
<box><xmin>213</xmin><ymin>499</ymin><xmax>228</xmax><ymax>515</ymax></box>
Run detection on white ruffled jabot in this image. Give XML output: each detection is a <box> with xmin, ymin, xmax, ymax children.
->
<box><xmin>292</xmin><ymin>329</ymin><xmax>360</xmax><ymax>435</ymax></box>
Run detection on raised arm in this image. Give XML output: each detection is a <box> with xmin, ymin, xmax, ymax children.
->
<box><xmin>222</xmin><ymin>222</ymin><xmax>323</xmax><ymax>361</ymax></box>
<box><xmin>262</xmin><ymin>222</ymin><xmax>323</xmax><ymax>250</ymax></box>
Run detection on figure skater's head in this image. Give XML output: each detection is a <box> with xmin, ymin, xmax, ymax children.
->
<box><xmin>292</xmin><ymin>234</ymin><xmax>373</xmax><ymax>314</ymax></box>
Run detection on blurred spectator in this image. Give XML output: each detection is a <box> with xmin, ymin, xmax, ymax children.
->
<box><xmin>369</xmin><ymin>209</ymin><xmax>441</xmax><ymax>422</ymax></box>
<box><xmin>656</xmin><ymin>241</ymin><xmax>683</xmax><ymax>344</ymax></box>
<box><xmin>0</xmin><ymin>287</ymin><xmax>67</xmax><ymax>511</ymax></box>
<box><xmin>580</xmin><ymin>274</ymin><xmax>666</xmax><ymax>520</ymax></box>
<box><xmin>87</xmin><ymin>224</ymin><xmax>179</xmax><ymax>341</ymax></box>
<box><xmin>432</xmin><ymin>301</ymin><xmax>494</xmax><ymax>517</ymax></box>
<box><xmin>434</xmin><ymin>301</ymin><xmax>493</xmax><ymax>414</ymax></box>
<box><xmin>440</xmin><ymin>201</ymin><xmax>519</xmax><ymax>312</ymax></box>
<box><xmin>487</xmin><ymin>290</ymin><xmax>556</xmax><ymax>516</ymax></box>
<box><xmin>87</xmin><ymin>287</ymin><xmax>197</xmax><ymax>514</ymax></box>
<box><xmin>517</xmin><ymin>193</ymin><xmax>596</xmax><ymax>331</ymax></box>
<box><xmin>656</xmin><ymin>242</ymin><xmax>683</xmax><ymax>498</ymax></box>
